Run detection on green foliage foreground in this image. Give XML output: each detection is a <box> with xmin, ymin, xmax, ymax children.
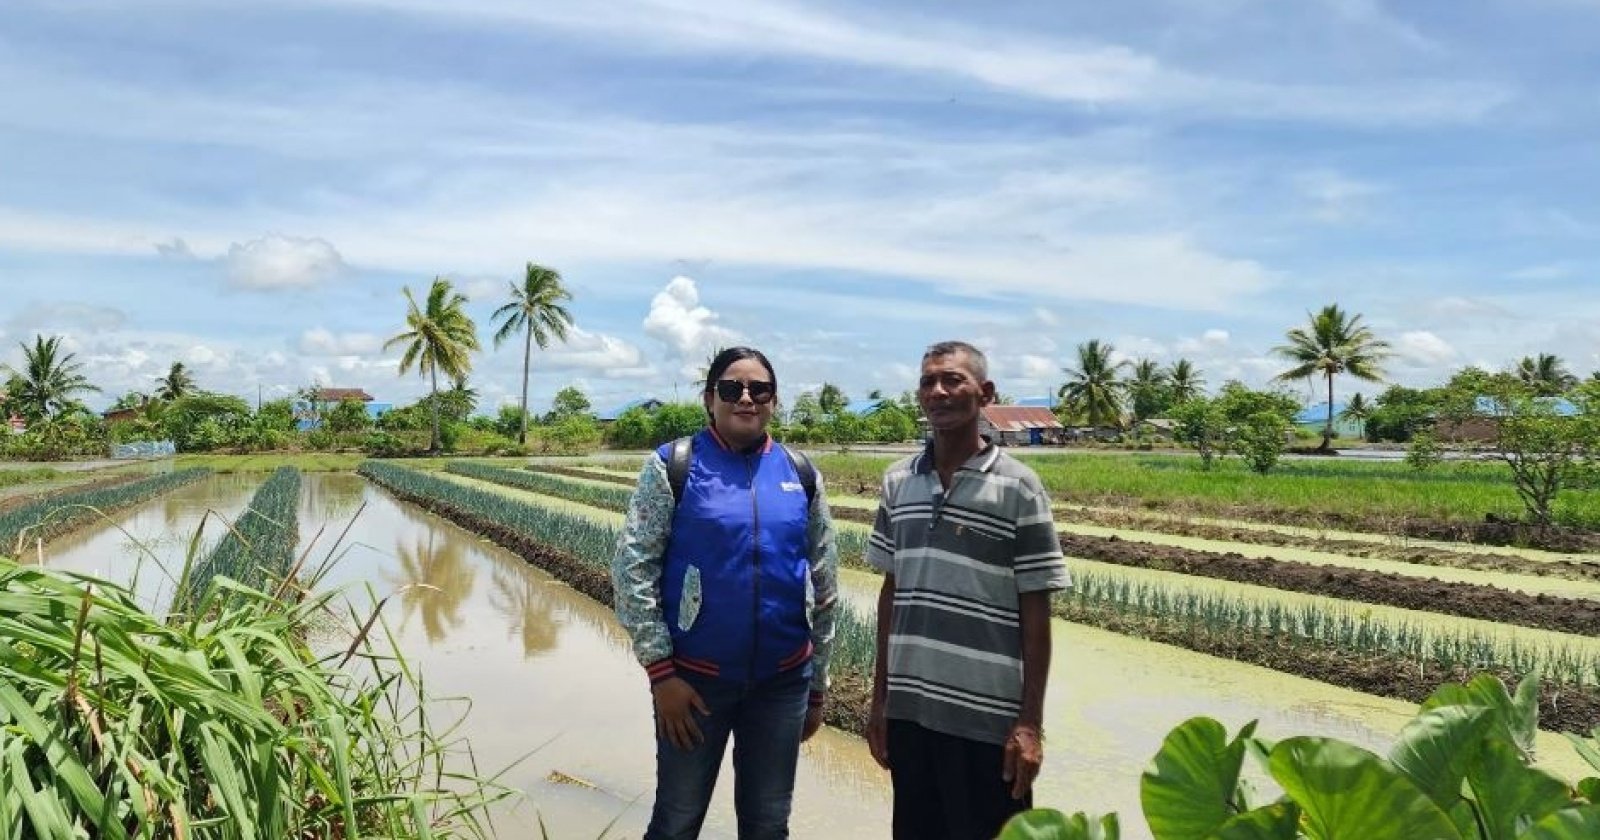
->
<box><xmin>1001</xmin><ymin>674</ymin><xmax>1600</xmax><ymax>839</ymax></box>
<box><xmin>0</xmin><ymin>557</ymin><xmax>505</xmax><ymax>838</ymax></box>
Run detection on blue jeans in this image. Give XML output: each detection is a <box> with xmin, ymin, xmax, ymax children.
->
<box><xmin>644</xmin><ymin>668</ymin><xmax>810</xmax><ymax>840</ymax></box>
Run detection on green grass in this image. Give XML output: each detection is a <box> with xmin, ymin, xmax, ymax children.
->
<box><xmin>0</xmin><ymin>467</ymin><xmax>62</xmax><ymax>490</ymax></box>
<box><xmin>811</xmin><ymin>451</ymin><xmax>1600</xmax><ymax>530</ymax></box>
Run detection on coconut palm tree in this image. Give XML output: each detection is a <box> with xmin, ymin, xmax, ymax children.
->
<box><xmin>384</xmin><ymin>277</ymin><xmax>480</xmax><ymax>453</ymax></box>
<box><xmin>2</xmin><ymin>335</ymin><xmax>99</xmax><ymax>422</ymax></box>
<box><xmin>1125</xmin><ymin>358</ymin><xmax>1170</xmax><ymax>422</ymax></box>
<box><xmin>1272</xmin><ymin>304</ymin><xmax>1390</xmax><ymax>452</ymax></box>
<box><xmin>153</xmin><ymin>361</ymin><xmax>197</xmax><ymax>401</ymax></box>
<box><xmin>1167</xmin><ymin>358</ymin><xmax>1205</xmax><ymax>404</ymax></box>
<box><xmin>1339</xmin><ymin>392</ymin><xmax>1372</xmax><ymax>441</ymax></box>
<box><xmin>1515</xmin><ymin>353</ymin><xmax>1576</xmax><ymax>397</ymax></box>
<box><xmin>490</xmin><ymin>263</ymin><xmax>574</xmax><ymax>445</ymax></box>
<box><xmin>1059</xmin><ymin>339</ymin><xmax>1128</xmax><ymax>427</ymax></box>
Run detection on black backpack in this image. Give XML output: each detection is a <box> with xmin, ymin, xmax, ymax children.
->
<box><xmin>665</xmin><ymin>435</ymin><xmax>817</xmax><ymax>507</ymax></box>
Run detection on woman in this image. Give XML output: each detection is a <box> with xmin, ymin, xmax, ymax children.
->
<box><xmin>612</xmin><ymin>346</ymin><xmax>839</xmax><ymax>840</ymax></box>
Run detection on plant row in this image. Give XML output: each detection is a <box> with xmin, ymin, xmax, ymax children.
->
<box><xmin>360</xmin><ymin>462</ymin><xmax>878</xmax><ymax>734</ymax></box>
<box><xmin>179</xmin><ymin>466</ymin><xmax>302</xmax><ymax>607</ymax></box>
<box><xmin>459</xmin><ymin>462</ymin><xmax>874</xmax><ymax>563</ymax></box>
<box><xmin>1059</xmin><ymin>569</ymin><xmax>1600</xmax><ymax>733</ymax></box>
<box><xmin>1053</xmin><ymin>531</ymin><xmax>1600</xmax><ymax>637</ymax></box>
<box><xmin>448</xmin><ymin>461</ymin><xmax>634</xmax><ymax>511</ymax></box>
<box><xmin>0</xmin><ymin>468</ymin><xmax>211</xmax><ymax>558</ymax></box>
<box><xmin>0</xmin><ymin>552</ymin><xmax>502</xmax><ymax>838</ymax></box>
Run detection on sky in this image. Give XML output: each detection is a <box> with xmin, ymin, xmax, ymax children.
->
<box><xmin>2</xmin><ymin>0</ymin><xmax>1599</xmax><ymax>416</ymax></box>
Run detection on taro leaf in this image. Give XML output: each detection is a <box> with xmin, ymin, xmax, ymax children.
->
<box><xmin>1208</xmin><ymin>802</ymin><xmax>1300</xmax><ymax>840</ymax></box>
<box><xmin>998</xmin><ymin>809</ymin><xmax>1120</xmax><ymax>840</ymax></box>
<box><xmin>1518</xmin><ymin>804</ymin><xmax>1600</xmax><ymax>839</ymax></box>
<box><xmin>1270</xmin><ymin>736</ymin><xmax>1463</xmax><ymax>840</ymax></box>
<box><xmin>1388</xmin><ymin>705</ymin><xmax>1493</xmax><ymax>810</ymax></box>
<box><xmin>1141</xmin><ymin>717</ymin><xmax>1254</xmax><ymax>840</ymax></box>
<box><xmin>1465</xmin><ymin>737</ymin><xmax>1573</xmax><ymax>840</ymax></box>
<box><xmin>1421</xmin><ymin>674</ymin><xmax>1536</xmax><ymax>758</ymax></box>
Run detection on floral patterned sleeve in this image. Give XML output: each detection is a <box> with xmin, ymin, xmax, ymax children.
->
<box><xmin>610</xmin><ymin>453</ymin><xmax>676</xmax><ymax>683</ymax></box>
<box><xmin>806</xmin><ymin>472</ymin><xmax>839</xmax><ymax>706</ymax></box>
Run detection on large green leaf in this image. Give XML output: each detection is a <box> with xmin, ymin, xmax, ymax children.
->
<box><xmin>1270</xmin><ymin>736</ymin><xmax>1463</xmax><ymax>840</ymax></box>
<box><xmin>1208</xmin><ymin>803</ymin><xmax>1300</xmax><ymax>840</ymax></box>
<box><xmin>1519</xmin><ymin>805</ymin><xmax>1600</xmax><ymax>839</ymax></box>
<box><xmin>998</xmin><ymin>809</ymin><xmax>1120</xmax><ymax>840</ymax></box>
<box><xmin>1142</xmin><ymin>717</ymin><xmax>1255</xmax><ymax>840</ymax></box>
<box><xmin>1422</xmin><ymin>674</ymin><xmax>1537</xmax><ymax>758</ymax></box>
<box><xmin>1465</xmin><ymin>737</ymin><xmax>1573</xmax><ymax>840</ymax></box>
<box><xmin>1389</xmin><ymin>705</ymin><xmax>1493</xmax><ymax>810</ymax></box>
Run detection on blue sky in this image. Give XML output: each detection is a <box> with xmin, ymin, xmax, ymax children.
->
<box><xmin>2</xmin><ymin>0</ymin><xmax>1598</xmax><ymax>414</ymax></box>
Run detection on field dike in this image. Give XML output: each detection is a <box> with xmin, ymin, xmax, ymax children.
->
<box><xmin>359</xmin><ymin>462</ymin><xmax>876</xmax><ymax>736</ymax></box>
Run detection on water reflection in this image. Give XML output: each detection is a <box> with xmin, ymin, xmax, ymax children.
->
<box><xmin>487</xmin><ymin>560</ymin><xmax>564</xmax><ymax>659</ymax></box>
<box><xmin>386</xmin><ymin>530</ymin><xmax>477</xmax><ymax>643</ymax></box>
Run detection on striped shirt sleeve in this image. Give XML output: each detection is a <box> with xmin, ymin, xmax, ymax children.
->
<box><xmin>610</xmin><ymin>454</ymin><xmax>676</xmax><ymax>679</ymax></box>
<box><xmin>866</xmin><ymin>472</ymin><xmax>897</xmax><ymax>573</ymax></box>
<box><xmin>1013</xmin><ymin>475</ymin><xmax>1070</xmax><ymax>594</ymax></box>
<box><xmin>806</xmin><ymin>472</ymin><xmax>839</xmax><ymax>704</ymax></box>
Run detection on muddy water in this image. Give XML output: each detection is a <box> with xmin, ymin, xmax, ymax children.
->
<box><xmin>38</xmin><ymin>474</ymin><xmax>1600</xmax><ymax>839</ymax></box>
<box><xmin>38</xmin><ymin>472</ymin><xmax>262</xmax><ymax>609</ymax></box>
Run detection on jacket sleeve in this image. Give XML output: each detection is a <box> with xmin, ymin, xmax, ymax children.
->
<box><xmin>610</xmin><ymin>453</ymin><xmax>678</xmax><ymax>685</ymax></box>
<box><xmin>806</xmin><ymin>472</ymin><xmax>840</xmax><ymax>707</ymax></box>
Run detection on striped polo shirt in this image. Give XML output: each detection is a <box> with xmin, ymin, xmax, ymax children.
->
<box><xmin>866</xmin><ymin>441</ymin><xmax>1070</xmax><ymax>745</ymax></box>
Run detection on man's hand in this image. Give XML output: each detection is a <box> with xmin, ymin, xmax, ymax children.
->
<box><xmin>867</xmin><ymin>701</ymin><xmax>890</xmax><ymax>769</ymax></box>
<box><xmin>801</xmin><ymin>705</ymin><xmax>824</xmax><ymax>742</ymax></box>
<box><xmin>652</xmin><ymin>677</ymin><xmax>710</xmax><ymax>751</ymax></box>
<box><xmin>1001</xmin><ymin>723</ymin><xmax>1043</xmax><ymax>800</ymax></box>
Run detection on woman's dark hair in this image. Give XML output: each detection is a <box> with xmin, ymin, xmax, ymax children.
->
<box><xmin>703</xmin><ymin>346</ymin><xmax>777</xmax><ymax>395</ymax></box>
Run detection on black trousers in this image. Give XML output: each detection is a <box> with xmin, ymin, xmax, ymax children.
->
<box><xmin>887</xmin><ymin>719</ymin><xmax>1032</xmax><ymax>840</ymax></box>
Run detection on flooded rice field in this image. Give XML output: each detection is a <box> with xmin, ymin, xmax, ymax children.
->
<box><xmin>37</xmin><ymin>473</ymin><xmax>1596</xmax><ymax>839</ymax></box>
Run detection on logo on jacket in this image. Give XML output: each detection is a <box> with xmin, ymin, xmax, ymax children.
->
<box><xmin>780</xmin><ymin>481</ymin><xmax>804</xmax><ymax>492</ymax></box>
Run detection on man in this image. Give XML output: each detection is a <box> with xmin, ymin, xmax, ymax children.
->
<box><xmin>866</xmin><ymin>340</ymin><xmax>1070</xmax><ymax>840</ymax></box>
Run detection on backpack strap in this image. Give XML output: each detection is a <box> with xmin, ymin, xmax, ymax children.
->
<box><xmin>669</xmin><ymin>435</ymin><xmax>816</xmax><ymax>507</ymax></box>
<box><xmin>666</xmin><ymin>435</ymin><xmax>693</xmax><ymax>505</ymax></box>
<box><xmin>780</xmin><ymin>444</ymin><xmax>818</xmax><ymax>506</ymax></box>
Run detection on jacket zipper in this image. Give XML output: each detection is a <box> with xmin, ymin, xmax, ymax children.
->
<box><xmin>747</xmin><ymin>454</ymin><xmax>761</xmax><ymax>681</ymax></box>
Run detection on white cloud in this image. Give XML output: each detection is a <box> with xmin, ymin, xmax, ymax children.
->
<box><xmin>298</xmin><ymin>328</ymin><xmax>385</xmax><ymax>356</ymax></box>
<box><xmin>1204</xmin><ymin>329</ymin><xmax>1230</xmax><ymax>344</ymax></box>
<box><xmin>1032</xmin><ymin>308</ymin><xmax>1059</xmax><ymax>327</ymax></box>
<box><xmin>1294</xmin><ymin>170</ymin><xmax>1382</xmax><ymax>223</ymax></box>
<box><xmin>6</xmin><ymin>302</ymin><xmax>129</xmax><ymax>334</ymax></box>
<box><xmin>186</xmin><ymin>345</ymin><xmax>220</xmax><ymax>366</ymax></box>
<box><xmin>1018</xmin><ymin>354</ymin><xmax>1059</xmax><ymax>379</ymax></box>
<box><xmin>318</xmin><ymin>0</ymin><xmax>1508</xmax><ymax>125</ymax></box>
<box><xmin>538</xmin><ymin>326</ymin><xmax>652</xmax><ymax>375</ymax></box>
<box><xmin>154</xmin><ymin>238</ymin><xmax>195</xmax><ymax>259</ymax></box>
<box><xmin>1395</xmin><ymin>330</ymin><xmax>1457</xmax><ymax>365</ymax></box>
<box><xmin>1507</xmin><ymin>262</ymin><xmax>1578</xmax><ymax>281</ymax></box>
<box><xmin>226</xmin><ymin>234</ymin><xmax>347</xmax><ymax>290</ymax></box>
<box><xmin>642</xmin><ymin>276</ymin><xmax>742</xmax><ymax>372</ymax></box>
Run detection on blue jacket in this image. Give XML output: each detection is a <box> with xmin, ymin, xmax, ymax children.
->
<box><xmin>612</xmin><ymin>428</ymin><xmax>839</xmax><ymax>699</ymax></box>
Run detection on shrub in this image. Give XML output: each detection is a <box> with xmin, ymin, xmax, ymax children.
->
<box><xmin>1407</xmin><ymin>430</ymin><xmax>1444</xmax><ymax>472</ymax></box>
<box><xmin>1235</xmin><ymin>411</ymin><xmax>1289</xmax><ymax>475</ymax></box>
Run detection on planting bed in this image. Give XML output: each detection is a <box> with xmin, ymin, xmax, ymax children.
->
<box><xmin>1055</xmin><ymin>531</ymin><xmax>1600</xmax><ymax>636</ymax></box>
<box><xmin>0</xmin><ymin>467</ymin><xmax>211</xmax><ymax>556</ymax></box>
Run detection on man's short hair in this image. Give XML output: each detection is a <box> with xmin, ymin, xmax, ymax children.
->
<box><xmin>923</xmin><ymin>341</ymin><xmax>989</xmax><ymax>382</ymax></box>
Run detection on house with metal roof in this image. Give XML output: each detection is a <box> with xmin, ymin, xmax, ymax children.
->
<box><xmin>294</xmin><ymin>387</ymin><xmax>392</xmax><ymax>431</ymax></box>
<box><xmin>978</xmin><ymin>405</ymin><xmax>1064</xmax><ymax>446</ymax></box>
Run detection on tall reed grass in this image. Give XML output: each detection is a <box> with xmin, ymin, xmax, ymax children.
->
<box><xmin>178</xmin><ymin>466</ymin><xmax>302</xmax><ymax>607</ymax></box>
<box><xmin>0</xmin><ymin>536</ymin><xmax>506</xmax><ymax>837</ymax></box>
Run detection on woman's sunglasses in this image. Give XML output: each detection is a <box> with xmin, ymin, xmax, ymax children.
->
<box><xmin>714</xmin><ymin>379</ymin><xmax>775</xmax><ymax>404</ymax></box>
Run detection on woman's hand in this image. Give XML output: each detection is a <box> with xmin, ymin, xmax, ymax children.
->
<box><xmin>801</xmin><ymin>705</ymin><xmax>824</xmax><ymax>742</ymax></box>
<box><xmin>653</xmin><ymin>677</ymin><xmax>710</xmax><ymax>750</ymax></box>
